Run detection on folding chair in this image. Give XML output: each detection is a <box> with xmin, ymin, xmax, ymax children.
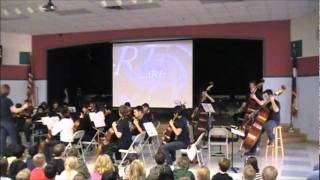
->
<box><xmin>180</xmin><ymin>132</ymin><xmax>206</xmax><ymax>166</ymax></box>
<box><xmin>208</xmin><ymin>126</ymin><xmax>229</xmax><ymax>159</ymax></box>
<box><xmin>82</xmin><ymin>127</ymin><xmax>104</xmax><ymax>154</ymax></box>
<box><xmin>64</xmin><ymin>130</ymin><xmax>86</xmax><ymax>162</ymax></box>
<box><xmin>118</xmin><ymin>132</ymin><xmax>146</xmax><ymax>167</ymax></box>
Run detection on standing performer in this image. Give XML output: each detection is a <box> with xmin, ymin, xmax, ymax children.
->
<box><xmin>192</xmin><ymin>82</ymin><xmax>215</xmax><ymax>139</ymax></box>
<box><xmin>160</xmin><ymin>105</ymin><xmax>190</xmax><ymax>165</ymax></box>
<box><xmin>0</xmin><ymin>84</ymin><xmax>29</xmax><ymax>155</ymax></box>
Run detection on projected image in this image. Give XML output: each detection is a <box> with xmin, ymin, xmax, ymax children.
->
<box><xmin>113</xmin><ymin>40</ymin><xmax>193</xmax><ymax>108</ymax></box>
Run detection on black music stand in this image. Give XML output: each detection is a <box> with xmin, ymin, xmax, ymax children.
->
<box><xmin>227</xmin><ymin>127</ymin><xmax>243</xmax><ymax>173</ymax></box>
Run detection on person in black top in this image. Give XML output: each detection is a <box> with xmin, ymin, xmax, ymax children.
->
<box><xmin>248</xmin><ymin>89</ymin><xmax>281</xmax><ymax>155</ymax></box>
<box><xmin>8</xmin><ymin>144</ymin><xmax>27</xmax><ymax>179</ymax></box>
<box><xmin>212</xmin><ymin>158</ymin><xmax>233</xmax><ymax>180</ymax></box>
<box><xmin>0</xmin><ymin>84</ymin><xmax>29</xmax><ymax>156</ymax></box>
<box><xmin>142</xmin><ymin>103</ymin><xmax>155</xmax><ymax>124</ymax></box>
<box><xmin>160</xmin><ymin>106</ymin><xmax>190</xmax><ymax>165</ymax></box>
<box><xmin>132</xmin><ymin>106</ymin><xmax>151</xmax><ymax>135</ymax></box>
<box><xmin>102</xmin><ymin>105</ymin><xmax>133</xmax><ymax>161</ymax></box>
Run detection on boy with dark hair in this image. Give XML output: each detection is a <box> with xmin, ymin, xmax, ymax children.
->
<box><xmin>211</xmin><ymin>158</ymin><xmax>233</xmax><ymax>180</ymax></box>
<box><xmin>44</xmin><ymin>163</ymin><xmax>57</xmax><ymax>179</ymax></box>
<box><xmin>147</xmin><ymin>151</ymin><xmax>169</xmax><ymax>180</ymax></box>
<box><xmin>49</xmin><ymin>143</ymin><xmax>65</xmax><ymax>175</ymax></box>
<box><xmin>0</xmin><ymin>156</ymin><xmax>10</xmax><ymax>179</ymax></box>
<box><xmin>8</xmin><ymin>144</ymin><xmax>27</xmax><ymax>179</ymax></box>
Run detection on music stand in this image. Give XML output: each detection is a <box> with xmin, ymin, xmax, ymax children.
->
<box><xmin>227</xmin><ymin>127</ymin><xmax>244</xmax><ymax>173</ymax></box>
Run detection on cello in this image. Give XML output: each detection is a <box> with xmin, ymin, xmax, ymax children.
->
<box><xmin>162</xmin><ymin>113</ymin><xmax>178</xmax><ymax>144</ymax></box>
<box><xmin>242</xmin><ymin>85</ymin><xmax>286</xmax><ymax>150</ymax></box>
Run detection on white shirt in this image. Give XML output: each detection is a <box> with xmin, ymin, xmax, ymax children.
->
<box><xmin>51</xmin><ymin>118</ymin><xmax>74</xmax><ymax>143</ymax></box>
<box><xmin>56</xmin><ymin>170</ymin><xmax>77</xmax><ymax>180</ymax></box>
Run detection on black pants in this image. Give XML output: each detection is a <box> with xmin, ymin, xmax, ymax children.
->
<box><xmin>102</xmin><ymin>142</ymin><xmax>126</xmax><ymax>162</ymax></box>
<box><xmin>0</xmin><ymin>121</ymin><xmax>18</xmax><ymax>156</ymax></box>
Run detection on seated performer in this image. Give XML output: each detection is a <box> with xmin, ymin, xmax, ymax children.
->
<box><xmin>44</xmin><ymin>107</ymin><xmax>74</xmax><ymax>161</ymax></box>
<box><xmin>142</xmin><ymin>103</ymin><xmax>155</xmax><ymax>124</ymax></box>
<box><xmin>102</xmin><ymin>105</ymin><xmax>132</xmax><ymax>161</ymax></box>
<box><xmin>160</xmin><ymin>105</ymin><xmax>190</xmax><ymax>165</ymax></box>
<box><xmin>247</xmin><ymin>89</ymin><xmax>280</xmax><ymax>155</ymax></box>
<box><xmin>132</xmin><ymin>106</ymin><xmax>151</xmax><ymax>135</ymax></box>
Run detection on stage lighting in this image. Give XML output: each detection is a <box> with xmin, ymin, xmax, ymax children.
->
<box><xmin>42</xmin><ymin>0</ymin><xmax>56</xmax><ymax>12</ymax></box>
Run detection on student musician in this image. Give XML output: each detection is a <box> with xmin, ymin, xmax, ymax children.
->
<box><xmin>132</xmin><ymin>106</ymin><xmax>151</xmax><ymax>135</ymax></box>
<box><xmin>160</xmin><ymin>105</ymin><xmax>190</xmax><ymax>165</ymax></box>
<box><xmin>0</xmin><ymin>84</ymin><xmax>29</xmax><ymax>156</ymax></box>
<box><xmin>102</xmin><ymin>105</ymin><xmax>132</xmax><ymax>161</ymax></box>
<box><xmin>142</xmin><ymin>103</ymin><xmax>155</xmax><ymax>124</ymax></box>
<box><xmin>247</xmin><ymin>89</ymin><xmax>281</xmax><ymax>155</ymax></box>
<box><xmin>44</xmin><ymin>107</ymin><xmax>74</xmax><ymax>161</ymax></box>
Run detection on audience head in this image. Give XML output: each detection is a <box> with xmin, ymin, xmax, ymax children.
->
<box><xmin>0</xmin><ymin>156</ymin><xmax>8</xmax><ymax>176</ymax></box>
<box><xmin>245</xmin><ymin>156</ymin><xmax>259</xmax><ymax>173</ymax></box>
<box><xmin>154</xmin><ymin>151</ymin><xmax>166</xmax><ymax>165</ymax></box>
<box><xmin>177</xmin><ymin>156</ymin><xmax>190</xmax><ymax>170</ymax></box>
<box><xmin>124</xmin><ymin>102</ymin><xmax>131</xmax><ymax>107</ymax></box>
<box><xmin>94</xmin><ymin>154</ymin><xmax>113</xmax><ymax>174</ymax></box>
<box><xmin>243</xmin><ymin>165</ymin><xmax>256</xmax><ymax>180</ymax></box>
<box><xmin>218</xmin><ymin>158</ymin><xmax>230</xmax><ymax>172</ymax></box>
<box><xmin>73</xmin><ymin>174</ymin><xmax>86</xmax><ymax>180</ymax></box>
<box><xmin>44</xmin><ymin>163</ymin><xmax>57</xmax><ymax>179</ymax></box>
<box><xmin>128</xmin><ymin>159</ymin><xmax>145</xmax><ymax>180</ymax></box>
<box><xmin>33</xmin><ymin>153</ymin><xmax>46</xmax><ymax>168</ymax></box>
<box><xmin>158</xmin><ymin>165</ymin><xmax>174</xmax><ymax>180</ymax></box>
<box><xmin>15</xmin><ymin>168</ymin><xmax>30</xmax><ymax>180</ymax></box>
<box><xmin>7</xmin><ymin>144</ymin><xmax>25</xmax><ymax>159</ymax></box>
<box><xmin>67</xmin><ymin>147</ymin><xmax>79</xmax><ymax>158</ymax></box>
<box><xmin>127</xmin><ymin>153</ymin><xmax>139</xmax><ymax>164</ymax></box>
<box><xmin>196</xmin><ymin>166</ymin><xmax>210</xmax><ymax>180</ymax></box>
<box><xmin>262</xmin><ymin>166</ymin><xmax>278</xmax><ymax>180</ymax></box>
<box><xmin>64</xmin><ymin>156</ymin><xmax>78</xmax><ymax>171</ymax></box>
<box><xmin>52</xmin><ymin>144</ymin><xmax>65</xmax><ymax>157</ymax></box>
<box><xmin>101</xmin><ymin>171</ymin><xmax>117</xmax><ymax>180</ymax></box>
<box><xmin>0</xmin><ymin>84</ymin><xmax>10</xmax><ymax>96</ymax></box>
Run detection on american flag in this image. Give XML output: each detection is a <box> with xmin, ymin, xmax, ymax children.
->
<box><xmin>26</xmin><ymin>70</ymin><xmax>35</xmax><ymax>106</ymax></box>
<box><xmin>291</xmin><ymin>56</ymin><xmax>298</xmax><ymax>117</ymax></box>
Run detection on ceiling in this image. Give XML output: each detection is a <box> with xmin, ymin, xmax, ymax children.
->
<box><xmin>1</xmin><ymin>0</ymin><xmax>318</xmax><ymax>35</ymax></box>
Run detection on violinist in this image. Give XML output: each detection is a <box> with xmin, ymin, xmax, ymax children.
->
<box><xmin>142</xmin><ymin>103</ymin><xmax>155</xmax><ymax>124</ymax></box>
<box><xmin>160</xmin><ymin>105</ymin><xmax>190</xmax><ymax>165</ymax></box>
<box><xmin>76</xmin><ymin>104</ymin><xmax>96</xmax><ymax>141</ymax></box>
<box><xmin>101</xmin><ymin>105</ymin><xmax>132</xmax><ymax>162</ymax></box>
<box><xmin>0</xmin><ymin>84</ymin><xmax>29</xmax><ymax>156</ymax></box>
<box><xmin>131</xmin><ymin>106</ymin><xmax>150</xmax><ymax>135</ymax></box>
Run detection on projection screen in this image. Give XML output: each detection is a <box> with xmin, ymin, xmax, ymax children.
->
<box><xmin>112</xmin><ymin>40</ymin><xmax>193</xmax><ymax>108</ymax></box>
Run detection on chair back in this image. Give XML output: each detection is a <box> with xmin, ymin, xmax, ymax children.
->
<box><xmin>194</xmin><ymin>132</ymin><xmax>205</xmax><ymax>147</ymax></box>
<box><xmin>72</xmin><ymin>130</ymin><xmax>85</xmax><ymax>142</ymax></box>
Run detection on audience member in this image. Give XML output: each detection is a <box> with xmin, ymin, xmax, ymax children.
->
<box><xmin>196</xmin><ymin>166</ymin><xmax>210</xmax><ymax>180</ymax></box>
<box><xmin>243</xmin><ymin>165</ymin><xmax>256</xmax><ymax>180</ymax></box>
<box><xmin>158</xmin><ymin>165</ymin><xmax>174</xmax><ymax>180</ymax></box>
<box><xmin>26</xmin><ymin>144</ymin><xmax>39</xmax><ymax>171</ymax></box>
<box><xmin>245</xmin><ymin>156</ymin><xmax>261</xmax><ymax>180</ymax></box>
<box><xmin>8</xmin><ymin>144</ymin><xmax>27</xmax><ymax>179</ymax></box>
<box><xmin>50</xmin><ymin>144</ymin><xmax>65</xmax><ymax>175</ymax></box>
<box><xmin>0</xmin><ymin>156</ymin><xmax>10</xmax><ymax>180</ymax></box>
<box><xmin>91</xmin><ymin>154</ymin><xmax>114</xmax><ymax>180</ymax></box>
<box><xmin>67</xmin><ymin>148</ymin><xmax>90</xmax><ymax>179</ymax></box>
<box><xmin>211</xmin><ymin>158</ymin><xmax>233</xmax><ymax>180</ymax></box>
<box><xmin>57</xmin><ymin>156</ymin><xmax>78</xmax><ymax>180</ymax></box>
<box><xmin>44</xmin><ymin>163</ymin><xmax>57</xmax><ymax>180</ymax></box>
<box><xmin>16</xmin><ymin>168</ymin><xmax>30</xmax><ymax>180</ymax></box>
<box><xmin>30</xmin><ymin>153</ymin><xmax>47</xmax><ymax>180</ymax></box>
<box><xmin>261</xmin><ymin>166</ymin><xmax>278</xmax><ymax>180</ymax></box>
<box><xmin>147</xmin><ymin>151</ymin><xmax>169</xmax><ymax>180</ymax></box>
<box><xmin>124</xmin><ymin>159</ymin><xmax>145</xmax><ymax>180</ymax></box>
<box><xmin>173</xmin><ymin>156</ymin><xmax>195</xmax><ymax>180</ymax></box>
<box><xmin>307</xmin><ymin>163</ymin><xmax>319</xmax><ymax>180</ymax></box>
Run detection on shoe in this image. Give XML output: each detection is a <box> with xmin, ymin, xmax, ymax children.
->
<box><xmin>268</xmin><ymin>139</ymin><xmax>274</xmax><ymax>146</ymax></box>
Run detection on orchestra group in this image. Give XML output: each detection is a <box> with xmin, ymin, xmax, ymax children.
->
<box><xmin>0</xmin><ymin>80</ymin><xmax>284</xmax><ymax>179</ymax></box>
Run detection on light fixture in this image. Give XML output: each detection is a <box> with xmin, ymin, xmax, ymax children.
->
<box><xmin>27</xmin><ymin>6</ymin><xmax>34</xmax><ymax>13</ymax></box>
<box><xmin>42</xmin><ymin>0</ymin><xmax>56</xmax><ymax>12</ymax></box>
<box><xmin>101</xmin><ymin>0</ymin><xmax>108</xmax><ymax>8</ymax></box>
<box><xmin>15</xmin><ymin>8</ymin><xmax>22</xmax><ymax>15</ymax></box>
<box><xmin>2</xmin><ymin>9</ymin><xmax>9</xmax><ymax>16</ymax></box>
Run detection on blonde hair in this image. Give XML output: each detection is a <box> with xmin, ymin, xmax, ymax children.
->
<box><xmin>243</xmin><ymin>165</ymin><xmax>256</xmax><ymax>180</ymax></box>
<box><xmin>94</xmin><ymin>154</ymin><xmax>114</xmax><ymax>174</ymax></box>
<box><xmin>262</xmin><ymin>166</ymin><xmax>278</xmax><ymax>180</ymax></box>
<box><xmin>16</xmin><ymin>168</ymin><xmax>30</xmax><ymax>180</ymax></box>
<box><xmin>177</xmin><ymin>156</ymin><xmax>190</xmax><ymax>170</ymax></box>
<box><xmin>196</xmin><ymin>166</ymin><xmax>210</xmax><ymax>180</ymax></box>
<box><xmin>128</xmin><ymin>159</ymin><xmax>145</xmax><ymax>180</ymax></box>
<box><xmin>64</xmin><ymin>156</ymin><xmax>78</xmax><ymax>170</ymax></box>
<box><xmin>32</xmin><ymin>153</ymin><xmax>46</xmax><ymax>167</ymax></box>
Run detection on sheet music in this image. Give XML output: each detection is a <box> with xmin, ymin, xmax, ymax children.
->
<box><xmin>201</xmin><ymin>103</ymin><xmax>215</xmax><ymax>113</ymax></box>
<box><xmin>231</xmin><ymin>128</ymin><xmax>245</xmax><ymax>137</ymax></box>
<box><xmin>41</xmin><ymin>116</ymin><xmax>60</xmax><ymax>130</ymax></box>
<box><xmin>143</xmin><ymin>122</ymin><xmax>158</xmax><ymax>137</ymax></box>
<box><xmin>89</xmin><ymin>111</ymin><xmax>106</xmax><ymax>128</ymax></box>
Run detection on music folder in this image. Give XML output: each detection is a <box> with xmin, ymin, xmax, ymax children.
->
<box><xmin>201</xmin><ymin>103</ymin><xmax>215</xmax><ymax>113</ymax></box>
<box><xmin>89</xmin><ymin>111</ymin><xmax>106</xmax><ymax>128</ymax></box>
<box><xmin>143</xmin><ymin>122</ymin><xmax>158</xmax><ymax>137</ymax></box>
